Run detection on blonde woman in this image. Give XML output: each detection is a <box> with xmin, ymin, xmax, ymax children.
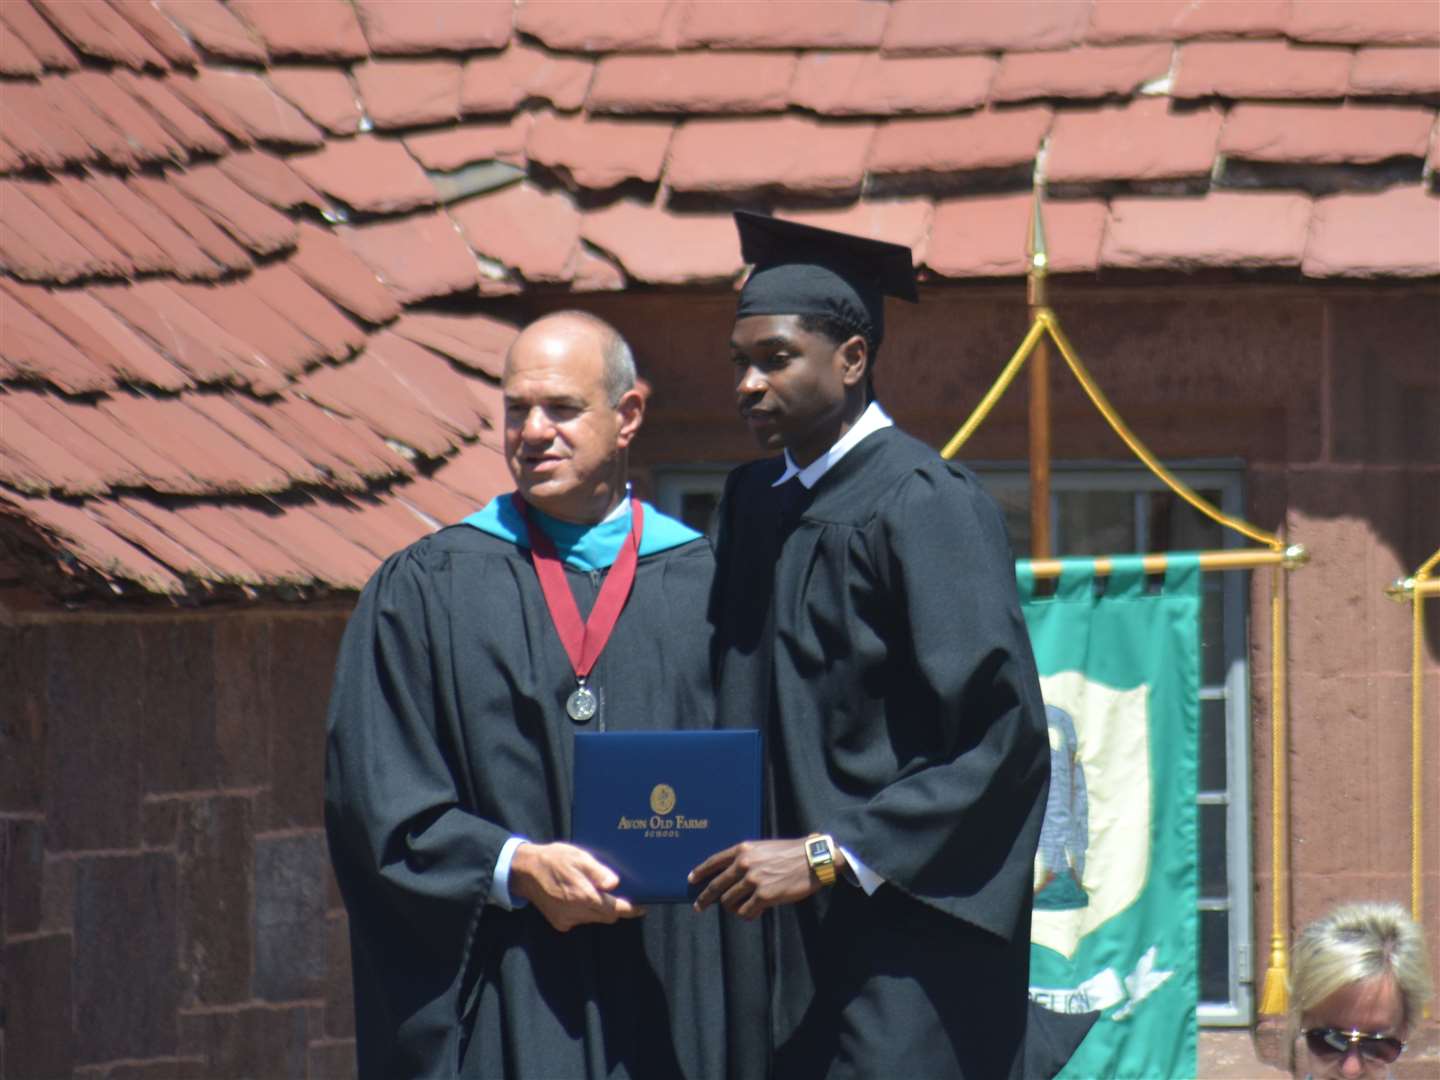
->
<box><xmin>1290</xmin><ymin>902</ymin><xmax>1433</xmax><ymax>1079</ymax></box>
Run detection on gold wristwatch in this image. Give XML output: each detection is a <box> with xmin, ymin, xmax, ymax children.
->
<box><xmin>805</xmin><ymin>833</ymin><xmax>837</xmax><ymax>887</ymax></box>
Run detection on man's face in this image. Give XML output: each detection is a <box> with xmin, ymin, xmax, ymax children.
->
<box><xmin>729</xmin><ymin>315</ymin><xmax>860</xmax><ymax>465</ymax></box>
<box><xmin>503</xmin><ymin>325</ymin><xmax>639</xmax><ymax>523</ymax></box>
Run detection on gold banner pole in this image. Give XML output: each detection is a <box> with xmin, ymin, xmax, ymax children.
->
<box><xmin>1027</xmin><ymin>187</ymin><xmax>1052</xmax><ymax>560</ymax></box>
<box><xmin>1258</xmin><ymin>549</ymin><xmax>1292</xmax><ymax>1015</ymax></box>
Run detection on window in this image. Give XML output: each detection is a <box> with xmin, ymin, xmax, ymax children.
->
<box><xmin>653</xmin><ymin>460</ymin><xmax>1255</xmax><ymax>1025</ymax></box>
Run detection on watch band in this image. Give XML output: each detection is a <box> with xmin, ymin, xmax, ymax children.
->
<box><xmin>805</xmin><ymin>833</ymin><xmax>837</xmax><ymax>887</ymax></box>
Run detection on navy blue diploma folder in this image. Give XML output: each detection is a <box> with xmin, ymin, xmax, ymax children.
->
<box><xmin>571</xmin><ymin>730</ymin><xmax>762</xmax><ymax>903</ymax></box>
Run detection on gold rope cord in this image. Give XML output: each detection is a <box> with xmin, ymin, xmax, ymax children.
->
<box><xmin>940</xmin><ymin>299</ymin><xmax>1300</xmax><ymax>1015</ymax></box>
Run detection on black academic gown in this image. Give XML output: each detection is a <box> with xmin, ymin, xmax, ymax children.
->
<box><xmin>326</xmin><ymin>523</ymin><xmax>727</xmax><ymax>1080</ymax></box>
<box><xmin>711</xmin><ymin>425</ymin><xmax>1051</xmax><ymax>1080</ymax></box>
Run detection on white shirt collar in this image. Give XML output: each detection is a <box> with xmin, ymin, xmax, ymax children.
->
<box><xmin>772</xmin><ymin>402</ymin><xmax>893</xmax><ymax>490</ymax></box>
<box><xmin>601</xmin><ymin>483</ymin><xmax>633</xmax><ymax>524</ymax></box>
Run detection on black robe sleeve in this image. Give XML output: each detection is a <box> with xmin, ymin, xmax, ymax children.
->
<box><xmin>326</xmin><ymin>546</ymin><xmax>504</xmax><ymax>962</ymax></box>
<box><xmin>831</xmin><ymin>462</ymin><xmax>1050</xmax><ymax>940</ymax></box>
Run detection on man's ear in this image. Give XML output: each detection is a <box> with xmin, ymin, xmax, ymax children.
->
<box><xmin>614</xmin><ymin>387</ymin><xmax>646</xmax><ymax>449</ymax></box>
<box><xmin>838</xmin><ymin>334</ymin><xmax>869</xmax><ymax>389</ymax></box>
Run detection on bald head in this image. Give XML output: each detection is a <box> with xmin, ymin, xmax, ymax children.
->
<box><xmin>504</xmin><ymin>311</ymin><xmax>636</xmax><ymax>406</ymax></box>
<box><xmin>502</xmin><ymin>311</ymin><xmax>644</xmax><ymax>524</ymax></box>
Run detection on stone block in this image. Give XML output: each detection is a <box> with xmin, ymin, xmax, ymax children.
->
<box><xmin>40</xmin><ymin>854</ymin><xmax>74</xmax><ymax>935</ymax></box>
<box><xmin>4</xmin><ymin>934</ymin><xmax>74</xmax><ymax>1078</ymax></box>
<box><xmin>211</xmin><ymin>614</ymin><xmax>273</xmax><ymax>788</ymax></box>
<box><xmin>140</xmin><ymin>620</ymin><xmax>219</xmax><ymax>795</ymax></box>
<box><xmin>0</xmin><ymin>623</ymin><xmax>44</xmax><ymax>813</ymax></box>
<box><xmin>1327</xmin><ymin>294</ymin><xmax>1440</xmax><ymax>464</ymax></box>
<box><xmin>308</xmin><ymin>1040</ymin><xmax>357</xmax><ymax>1079</ymax></box>
<box><xmin>178</xmin><ymin>1005</ymin><xmax>310</xmax><ymax>1080</ymax></box>
<box><xmin>262</xmin><ymin>616</ymin><xmax>346</xmax><ymax>831</ymax></box>
<box><xmin>143</xmin><ymin>797</ymin><xmax>181</xmax><ymax>849</ymax></box>
<box><xmin>73</xmin><ymin>853</ymin><xmax>178</xmax><ymax>1062</ymax></box>
<box><xmin>325</xmin><ymin>912</ymin><xmax>355</xmax><ymax>1039</ymax></box>
<box><xmin>44</xmin><ymin>621</ymin><xmax>143</xmax><ymax>851</ymax></box>
<box><xmin>177</xmin><ymin>796</ymin><xmax>255</xmax><ymax>1005</ymax></box>
<box><xmin>2</xmin><ymin>817</ymin><xmax>43</xmax><ymax>935</ymax></box>
<box><xmin>253</xmin><ymin>832</ymin><xmax>327</xmax><ymax>1002</ymax></box>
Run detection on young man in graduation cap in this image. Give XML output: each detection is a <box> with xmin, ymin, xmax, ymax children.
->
<box><xmin>690</xmin><ymin>214</ymin><xmax>1063</xmax><ymax>1078</ymax></box>
<box><xmin>326</xmin><ymin>311</ymin><xmax>730</xmax><ymax>1079</ymax></box>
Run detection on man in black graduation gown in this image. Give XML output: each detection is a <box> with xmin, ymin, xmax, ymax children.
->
<box><xmin>326</xmin><ymin>311</ymin><xmax>728</xmax><ymax>1079</ymax></box>
<box><xmin>692</xmin><ymin>215</ymin><xmax>1060</xmax><ymax>1078</ymax></box>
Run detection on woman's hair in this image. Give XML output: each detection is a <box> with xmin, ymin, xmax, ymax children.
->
<box><xmin>1290</xmin><ymin>901</ymin><xmax>1434</xmax><ymax>1031</ymax></box>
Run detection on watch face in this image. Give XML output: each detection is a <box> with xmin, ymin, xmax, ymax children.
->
<box><xmin>809</xmin><ymin>840</ymin><xmax>829</xmax><ymax>858</ymax></box>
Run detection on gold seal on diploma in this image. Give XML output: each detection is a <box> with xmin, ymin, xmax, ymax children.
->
<box><xmin>650</xmin><ymin>783</ymin><xmax>676</xmax><ymax>815</ymax></box>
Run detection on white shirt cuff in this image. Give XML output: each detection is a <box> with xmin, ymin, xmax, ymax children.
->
<box><xmin>489</xmin><ymin>836</ymin><xmax>529</xmax><ymax>909</ymax></box>
<box><xmin>840</xmin><ymin>845</ymin><xmax>885</xmax><ymax>895</ymax></box>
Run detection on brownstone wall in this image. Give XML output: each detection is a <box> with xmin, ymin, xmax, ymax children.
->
<box><xmin>0</xmin><ymin>607</ymin><xmax>356</xmax><ymax>1079</ymax></box>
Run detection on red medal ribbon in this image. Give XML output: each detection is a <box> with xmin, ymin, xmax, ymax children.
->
<box><xmin>514</xmin><ymin>493</ymin><xmax>643</xmax><ymax>681</ymax></box>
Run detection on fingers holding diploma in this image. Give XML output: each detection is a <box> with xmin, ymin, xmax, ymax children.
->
<box><xmin>510</xmin><ymin>841</ymin><xmax>646</xmax><ymax>932</ymax></box>
<box><xmin>689</xmin><ymin>839</ymin><xmax>828</xmax><ymax>920</ymax></box>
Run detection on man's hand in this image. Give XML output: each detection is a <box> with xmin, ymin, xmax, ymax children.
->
<box><xmin>508</xmin><ymin>842</ymin><xmax>645</xmax><ymax>932</ymax></box>
<box><xmin>689</xmin><ymin>839</ymin><xmax>845</xmax><ymax>919</ymax></box>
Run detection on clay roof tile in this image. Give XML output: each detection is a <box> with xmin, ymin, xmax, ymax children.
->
<box><xmin>1303</xmin><ymin>186</ymin><xmax>1440</xmax><ymax>277</ymax></box>
<box><xmin>1173</xmin><ymin>40</ymin><xmax>1353</xmax><ymax>99</ymax></box>
<box><xmin>0</xmin><ymin>20</ymin><xmax>44</xmax><ymax>75</ymax></box>
<box><xmin>783</xmin><ymin>200</ymin><xmax>935</xmax><ymax>264</ymax></box>
<box><xmin>4</xmin><ymin>492</ymin><xmax>186</xmax><ymax>593</ymax></box>
<box><xmin>226</xmin><ymin>0</ymin><xmax>369</xmax><ymax>60</ymax></box>
<box><xmin>447</xmin><ymin>182</ymin><xmax>581</xmax><ymax>282</ymax></box>
<box><xmin>168</xmin><ymin>163</ymin><xmax>298</xmax><ymax>255</ymax></box>
<box><xmin>1101</xmin><ymin>191</ymin><xmax>1313</xmax><ymax>269</ymax></box>
<box><xmin>883</xmin><ymin>0</ymin><xmax>1092</xmax><ymax>54</ymax></box>
<box><xmin>1047</xmin><ymin>99</ymin><xmax>1224</xmax><ymax>184</ymax></box>
<box><xmin>289</xmin><ymin>221</ymin><xmax>401</xmax><ymax>324</ymax></box>
<box><xmin>288</xmin><ymin>135</ymin><xmax>437</xmax><ymax>215</ymax></box>
<box><xmin>353</xmin><ymin>0</ymin><xmax>513</xmax><ymax>55</ymax></box>
<box><xmin>113</xmin><ymin>71</ymin><xmax>230</xmax><ymax>156</ymax></box>
<box><xmin>868</xmin><ymin>106</ymin><xmax>1052</xmax><ymax>176</ymax></box>
<box><xmin>1087</xmin><ymin>0</ymin><xmax>1293</xmax><ymax>43</ymax></box>
<box><xmin>154</xmin><ymin>0</ymin><xmax>268</xmax><ymax>63</ymax></box>
<box><xmin>460</xmin><ymin>44</ymin><xmax>594</xmax><ymax>114</ymax></box>
<box><xmin>992</xmin><ymin>43</ymin><xmax>1174</xmax><ymax>104</ymax></box>
<box><xmin>791</xmin><ymin>52</ymin><xmax>996</xmax><ymax>116</ymax></box>
<box><xmin>0</xmin><ymin>80</ymin><xmax>97</xmax><ymax>170</ymax></box>
<box><xmin>39</xmin><ymin>288</ymin><xmax>191</xmax><ymax>391</ymax></box>
<box><xmin>218</xmin><ymin>149</ymin><xmax>326</xmax><ymax>212</ymax></box>
<box><xmin>247</xmin><ymin>262</ymin><xmax>366</xmax><ymax>362</ymax></box>
<box><xmin>581</xmin><ymin>202</ymin><xmax>740</xmax><ymax>284</ymax></box>
<box><xmin>1350</xmin><ymin>47</ymin><xmax>1440</xmax><ymax>96</ymax></box>
<box><xmin>353</xmin><ymin>58</ymin><xmax>463</xmax><ymax>130</ymax></box>
<box><xmin>406</xmin><ymin>117</ymin><xmax>532</xmax><ymax>172</ymax></box>
<box><xmin>65</xmin><ymin>69</ymin><xmax>191</xmax><ymax>164</ymax></box>
<box><xmin>680</xmin><ymin>0</ymin><xmax>888</xmax><ymax>49</ymax></box>
<box><xmin>5</xmin><ymin>179</ymin><xmax>133</xmax><ymax>279</ymax></box>
<box><xmin>0</xmin><ymin>286</ymin><xmax>112</xmax><ymax>391</ymax></box>
<box><xmin>108</xmin><ymin>0</ymin><xmax>200</xmax><ymax>68</ymax></box>
<box><xmin>588</xmin><ymin>52</ymin><xmax>794</xmax><ymax>115</ymax></box>
<box><xmin>30</xmin><ymin>0</ymin><xmax>168</xmax><ymax>71</ymax></box>
<box><xmin>526</xmin><ymin>112</ymin><xmax>672</xmax><ymax>188</ymax></box>
<box><xmin>666</xmin><ymin>115</ymin><xmax>874</xmax><ymax>196</ymax></box>
<box><xmin>126</xmin><ymin>173</ymin><xmax>254</xmax><ymax>273</ymax></box>
<box><xmin>0</xmin><ymin>178</ymin><xmax>117</xmax><ymax>282</ymax></box>
<box><xmin>267</xmin><ymin>65</ymin><xmax>364</xmax><ymax>136</ymax></box>
<box><xmin>180</xmin><ymin>68</ymin><xmax>325</xmax><ymax>147</ymax></box>
<box><xmin>337</xmin><ymin>211</ymin><xmax>481</xmax><ymax>304</ymax></box>
<box><xmin>389</xmin><ymin>312</ymin><xmax>516</xmax><ymax>378</ymax></box>
<box><xmin>299</xmin><ymin>351</ymin><xmax>460</xmax><ymax>459</ymax></box>
<box><xmin>74</xmin><ymin>172</ymin><xmax>224</xmax><ymax>280</ymax></box>
<box><xmin>1287</xmin><ymin>1</ymin><xmax>1440</xmax><ymax>47</ymax></box>
<box><xmin>0</xmin><ymin>394</ymin><xmax>110</xmax><ymax>496</ymax></box>
<box><xmin>0</xmin><ymin>1</ymin><xmax>81</xmax><ymax>71</ymax></box>
<box><xmin>1220</xmin><ymin>103</ymin><xmax>1435</xmax><ymax>164</ymax></box>
<box><xmin>929</xmin><ymin>193</ymin><xmax>1107</xmax><ymax>277</ymax></box>
<box><xmin>516</xmin><ymin>0</ymin><xmax>681</xmax><ymax>52</ymax></box>
<box><xmin>1</xmin><ymin>279</ymin><xmax>138</xmax><ymax>385</ymax></box>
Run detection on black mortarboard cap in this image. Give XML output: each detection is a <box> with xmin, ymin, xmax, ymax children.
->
<box><xmin>734</xmin><ymin>211</ymin><xmax>918</xmax><ymax>347</ymax></box>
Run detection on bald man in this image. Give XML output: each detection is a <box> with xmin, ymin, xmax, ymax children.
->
<box><xmin>326</xmin><ymin>312</ymin><xmax>729</xmax><ymax>1079</ymax></box>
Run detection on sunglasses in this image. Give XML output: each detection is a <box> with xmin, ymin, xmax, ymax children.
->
<box><xmin>1303</xmin><ymin>1027</ymin><xmax>1406</xmax><ymax>1064</ymax></box>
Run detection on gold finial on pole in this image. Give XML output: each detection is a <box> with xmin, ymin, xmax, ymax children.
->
<box><xmin>1027</xmin><ymin>180</ymin><xmax>1052</xmax><ymax>559</ymax></box>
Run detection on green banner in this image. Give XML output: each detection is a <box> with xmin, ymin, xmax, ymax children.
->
<box><xmin>1020</xmin><ymin>555</ymin><xmax>1201</xmax><ymax>1080</ymax></box>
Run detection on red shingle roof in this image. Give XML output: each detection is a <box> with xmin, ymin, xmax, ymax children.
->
<box><xmin>2</xmin><ymin>0</ymin><xmax>1437</xmax><ymax>601</ymax></box>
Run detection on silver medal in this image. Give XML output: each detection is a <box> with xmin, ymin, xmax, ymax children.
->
<box><xmin>566</xmin><ymin>683</ymin><xmax>598</xmax><ymax>723</ymax></box>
